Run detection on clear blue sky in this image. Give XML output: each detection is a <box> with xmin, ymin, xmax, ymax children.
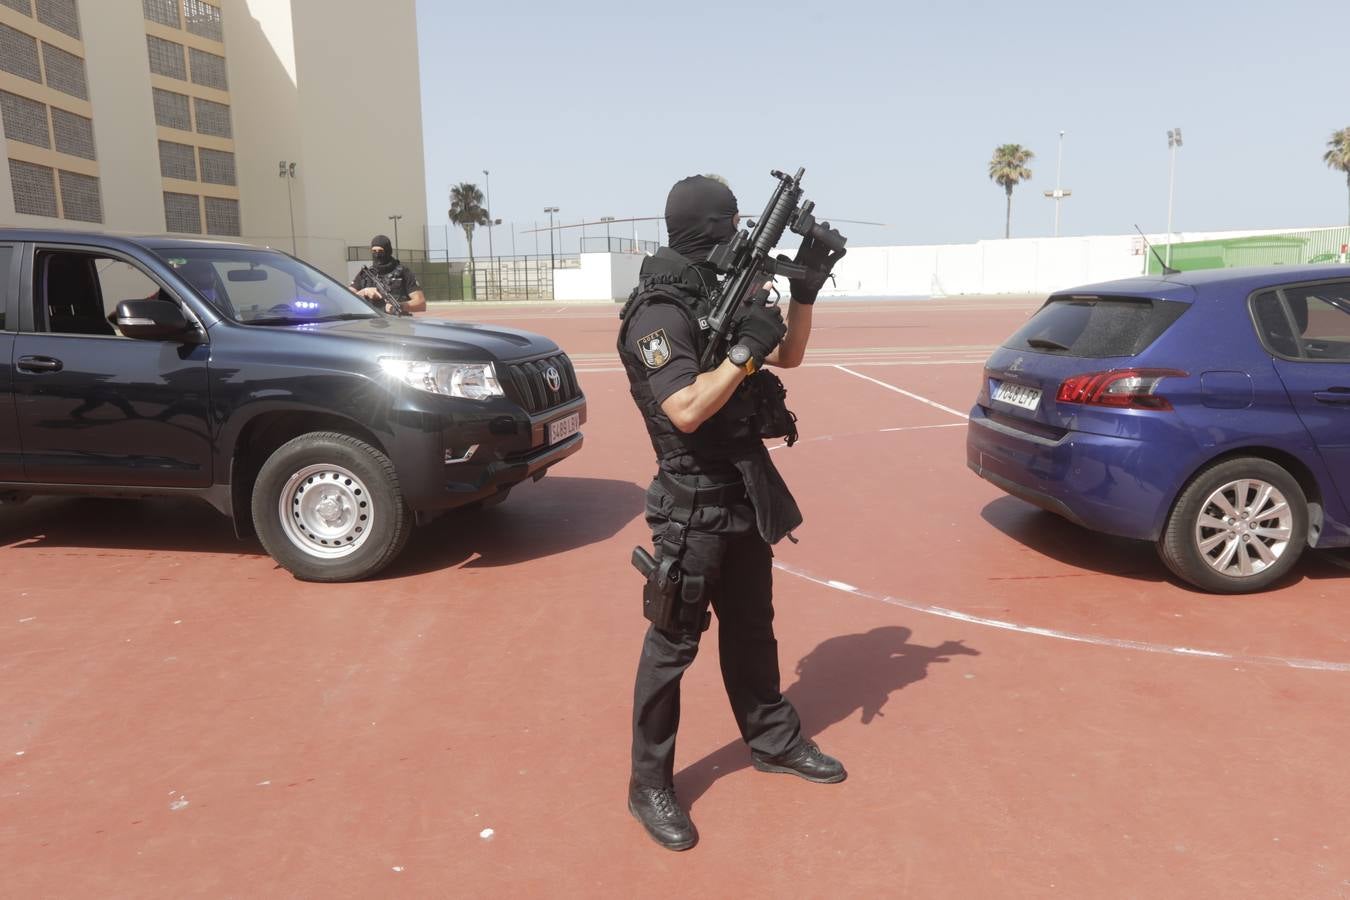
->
<box><xmin>415</xmin><ymin>0</ymin><xmax>1348</xmax><ymax>258</ymax></box>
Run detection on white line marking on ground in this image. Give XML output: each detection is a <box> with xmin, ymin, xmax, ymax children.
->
<box><xmin>834</xmin><ymin>366</ymin><xmax>970</xmax><ymax>420</ymax></box>
<box><xmin>772</xmin><ymin>560</ymin><xmax>1350</xmax><ymax>672</ymax></box>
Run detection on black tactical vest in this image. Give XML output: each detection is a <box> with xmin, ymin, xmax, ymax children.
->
<box><xmin>617</xmin><ymin>249</ymin><xmax>793</xmax><ymax>465</ymax></box>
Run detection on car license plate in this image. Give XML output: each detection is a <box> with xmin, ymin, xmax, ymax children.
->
<box><xmin>993</xmin><ymin>381</ymin><xmax>1042</xmax><ymax>412</ymax></box>
<box><xmin>548</xmin><ymin>412</ymin><xmax>580</xmax><ymax>445</ymax></box>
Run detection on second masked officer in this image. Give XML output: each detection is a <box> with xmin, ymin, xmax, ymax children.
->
<box><xmin>617</xmin><ymin>174</ymin><xmax>846</xmax><ymax>851</ymax></box>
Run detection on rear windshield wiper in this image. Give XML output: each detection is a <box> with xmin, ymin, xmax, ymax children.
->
<box><xmin>1025</xmin><ymin>337</ymin><xmax>1071</xmax><ymax>351</ymax></box>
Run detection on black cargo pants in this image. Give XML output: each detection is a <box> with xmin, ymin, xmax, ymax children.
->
<box><xmin>630</xmin><ymin>473</ymin><xmax>802</xmax><ymax>788</ymax></box>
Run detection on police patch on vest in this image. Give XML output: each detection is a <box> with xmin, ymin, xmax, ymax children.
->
<box><xmin>638</xmin><ymin>329</ymin><xmax>672</xmax><ymax>370</ymax></box>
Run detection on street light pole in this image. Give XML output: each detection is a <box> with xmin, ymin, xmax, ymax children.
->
<box><xmin>278</xmin><ymin>160</ymin><xmax>297</xmax><ymax>254</ymax></box>
<box><xmin>482</xmin><ymin>169</ymin><xmax>494</xmax><ymax>263</ymax></box>
<box><xmin>544</xmin><ymin>206</ymin><xmax>558</xmax><ymax>271</ymax></box>
<box><xmin>1166</xmin><ymin>127</ymin><xmax>1183</xmax><ymax>267</ymax></box>
<box><xmin>1042</xmin><ymin>131</ymin><xmax>1071</xmax><ymax>238</ymax></box>
<box><xmin>388</xmin><ymin>214</ymin><xmax>403</xmax><ymax>257</ymax></box>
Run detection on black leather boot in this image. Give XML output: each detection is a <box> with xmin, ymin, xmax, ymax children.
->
<box><xmin>751</xmin><ymin>739</ymin><xmax>847</xmax><ymax>783</ymax></box>
<box><xmin>628</xmin><ymin>780</ymin><xmax>698</xmax><ymax>851</ymax></box>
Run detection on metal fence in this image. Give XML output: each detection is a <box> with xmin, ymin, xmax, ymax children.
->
<box><xmin>347</xmin><ymin>248</ymin><xmax>588</xmax><ymax>301</ymax></box>
<box><xmin>1148</xmin><ymin>226</ymin><xmax>1350</xmax><ymax>275</ymax></box>
<box><xmin>580</xmin><ymin>236</ymin><xmax>660</xmax><ymax>255</ymax></box>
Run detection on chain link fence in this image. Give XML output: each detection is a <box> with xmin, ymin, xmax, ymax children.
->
<box><xmin>347</xmin><ymin>247</ymin><xmax>589</xmax><ymax>301</ymax></box>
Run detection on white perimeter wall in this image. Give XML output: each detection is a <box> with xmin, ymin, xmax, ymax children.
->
<box><xmin>386</xmin><ymin>225</ymin><xmax>1341</xmax><ymax>303</ymax></box>
<box><xmin>554</xmin><ymin>252</ymin><xmax>645</xmax><ymax>302</ymax></box>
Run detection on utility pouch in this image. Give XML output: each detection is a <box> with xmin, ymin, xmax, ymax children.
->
<box><xmin>748</xmin><ymin>371</ymin><xmax>799</xmax><ymax>446</ymax></box>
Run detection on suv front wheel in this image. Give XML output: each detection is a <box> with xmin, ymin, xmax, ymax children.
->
<box><xmin>252</xmin><ymin>432</ymin><xmax>412</xmax><ymax>582</ymax></box>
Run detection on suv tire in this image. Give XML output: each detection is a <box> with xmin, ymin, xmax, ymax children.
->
<box><xmin>252</xmin><ymin>432</ymin><xmax>412</xmax><ymax>582</ymax></box>
<box><xmin>1157</xmin><ymin>457</ymin><xmax>1307</xmax><ymax>594</ymax></box>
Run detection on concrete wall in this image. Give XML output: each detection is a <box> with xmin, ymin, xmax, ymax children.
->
<box><xmin>229</xmin><ymin>0</ymin><xmax>428</xmax><ymax>278</ymax></box>
<box><xmin>554</xmin><ymin>251</ymin><xmax>646</xmax><ymax>302</ymax></box>
<box><xmin>0</xmin><ymin>1</ymin><xmax>426</xmax><ymax>281</ymax></box>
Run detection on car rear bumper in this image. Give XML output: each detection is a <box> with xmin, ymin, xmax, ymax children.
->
<box><xmin>966</xmin><ymin>405</ymin><xmax>1174</xmax><ymax>541</ymax></box>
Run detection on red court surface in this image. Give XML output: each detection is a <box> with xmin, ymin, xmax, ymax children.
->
<box><xmin>4</xmin><ymin>297</ymin><xmax>1350</xmax><ymax>897</ymax></box>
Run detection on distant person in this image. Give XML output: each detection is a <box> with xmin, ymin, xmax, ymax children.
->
<box><xmin>350</xmin><ymin>234</ymin><xmax>426</xmax><ymax>315</ymax></box>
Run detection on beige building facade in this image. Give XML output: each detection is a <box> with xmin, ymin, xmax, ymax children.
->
<box><xmin>0</xmin><ymin>0</ymin><xmax>428</xmax><ymax>277</ymax></box>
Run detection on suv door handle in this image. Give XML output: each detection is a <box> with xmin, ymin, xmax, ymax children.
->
<box><xmin>17</xmin><ymin>355</ymin><xmax>63</xmax><ymax>374</ymax></box>
<box><xmin>1313</xmin><ymin>389</ymin><xmax>1350</xmax><ymax>404</ymax></box>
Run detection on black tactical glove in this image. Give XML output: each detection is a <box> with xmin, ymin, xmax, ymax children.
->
<box><xmin>786</xmin><ymin>223</ymin><xmax>847</xmax><ymax>305</ymax></box>
<box><xmin>732</xmin><ymin>302</ymin><xmax>788</xmax><ymax>367</ymax></box>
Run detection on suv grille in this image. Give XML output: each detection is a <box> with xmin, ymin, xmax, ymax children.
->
<box><xmin>502</xmin><ymin>353</ymin><xmax>581</xmax><ymax>413</ymax></box>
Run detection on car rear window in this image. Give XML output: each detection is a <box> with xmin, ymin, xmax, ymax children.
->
<box><xmin>0</xmin><ymin>245</ymin><xmax>12</xmax><ymax>330</ymax></box>
<box><xmin>1002</xmin><ymin>295</ymin><xmax>1188</xmax><ymax>358</ymax></box>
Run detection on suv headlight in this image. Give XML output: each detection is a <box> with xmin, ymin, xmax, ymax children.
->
<box><xmin>378</xmin><ymin>359</ymin><xmax>504</xmax><ymax>400</ymax></box>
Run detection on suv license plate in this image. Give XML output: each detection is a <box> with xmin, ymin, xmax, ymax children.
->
<box><xmin>993</xmin><ymin>381</ymin><xmax>1042</xmax><ymax>412</ymax></box>
<box><xmin>548</xmin><ymin>412</ymin><xmax>580</xmax><ymax>445</ymax></box>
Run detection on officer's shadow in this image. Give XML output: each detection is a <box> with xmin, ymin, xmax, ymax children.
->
<box><xmin>674</xmin><ymin>626</ymin><xmax>979</xmax><ymax>810</ymax></box>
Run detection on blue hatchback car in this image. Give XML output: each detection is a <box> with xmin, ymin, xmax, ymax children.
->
<box><xmin>967</xmin><ymin>265</ymin><xmax>1350</xmax><ymax>593</ymax></box>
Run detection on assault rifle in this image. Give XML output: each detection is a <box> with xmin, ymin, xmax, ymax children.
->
<box><xmin>697</xmin><ymin>167</ymin><xmax>847</xmax><ymax>369</ymax></box>
<box><xmin>355</xmin><ymin>265</ymin><xmax>413</xmax><ymax>317</ymax></box>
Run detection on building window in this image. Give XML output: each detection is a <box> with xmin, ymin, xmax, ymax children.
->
<box><xmin>0</xmin><ymin>90</ymin><xmax>50</xmax><ymax>149</ymax></box>
<box><xmin>58</xmin><ymin>170</ymin><xmax>101</xmax><ymax>222</ymax></box>
<box><xmin>42</xmin><ymin>43</ymin><xmax>88</xmax><ymax>100</ymax></box>
<box><xmin>183</xmin><ymin>0</ymin><xmax>222</xmax><ymax>42</ymax></box>
<box><xmin>147</xmin><ymin>35</ymin><xmax>186</xmax><ymax>80</ymax></box>
<box><xmin>51</xmin><ymin>107</ymin><xmax>95</xmax><ymax>159</ymax></box>
<box><xmin>35</xmin><ymin>0</ymin><xmax>79</xmax><ymax>39</ymax></box>
<box><xmin>192</xmin><ymin>97</ymin><xmax>231</xmax><ymax>138</ymax></box>
<box><xmin>9</xmin><ymin>158</ymin><xmax>58</xmax><ymax>218</ymax></box>
<box><xmin>158</xmin><ymin>140</ymin><xmax>197</xmax><ymax>181</ymax></box>
<box><xmin>198</xmin><ymin>148</ymin><xmax>234</xmax><ymax>186</ymax></box>
<box><xmin>188</xmin><ymin>47</ymin><xmax>227</xmax><ymax>90</ymax></box>
<box><xmin>142</xmin><ymin>0</ymin><xmax>179</xmax><ymax>28</ymax></box>
<box><xmin>0</xmin><ymin>0</ymin><xmax>33</xmax><ymax>16</ymax></box>
<box><xmin>204</xmin><ymin>196</ymin><xmax>240</xmax><ymax>236</ymax></box>
<box><xmin>152</xmin><ymin>87</ymin><xmax>191</xmax><ymax>130</ymax></box>
<box><xmin>164</xmin><ymin>192</ymin><xmax>201</xmax><ymax>233</ymax></box>
<box><xmin>0</xmin><ymin>23</ymin><xmax>42</xmax><ymax>84</ymax></box>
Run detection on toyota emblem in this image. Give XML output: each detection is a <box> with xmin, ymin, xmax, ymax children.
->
<box><xmin>544</xmin><ymin>366</ymin><xmax>562</xmax><ymax>392</ymax></box>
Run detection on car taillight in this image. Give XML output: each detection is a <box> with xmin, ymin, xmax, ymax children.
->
<box><xmin>1056</xmin><ymin>368</ymin><xmax>1187</xmax><ymax>410</ymax></box>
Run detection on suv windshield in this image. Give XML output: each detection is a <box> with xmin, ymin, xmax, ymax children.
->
<box><xmin>152</xmin><ymin>247</ymin><xmax>379</xmax><ymax>325</ymax></box>
<box><xmin>1003</xmin><ymin>295</ymin><xmax>1189</xmax><ymax>358</ymax></box>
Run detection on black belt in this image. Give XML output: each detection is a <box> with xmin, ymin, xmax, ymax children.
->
<box><xmin>657</xmin><ymin>470</ymin><xmax>746</xmax><ymax>507</ymax></box>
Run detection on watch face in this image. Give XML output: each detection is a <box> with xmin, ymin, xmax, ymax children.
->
<box><xmin>729</xmin><ymin>344</ymin><xmax>750</xmax><ymax>365</ymax></box>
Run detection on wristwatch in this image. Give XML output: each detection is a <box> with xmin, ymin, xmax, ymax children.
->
<box><xmin>727</xmin><ymin>343</ymin><xmax>758</xmax><ymax>374</ymax></box>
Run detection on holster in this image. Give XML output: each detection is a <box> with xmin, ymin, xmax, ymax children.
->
<box><xmin>627</xmin><ymin>472</ymin><xmax>743</xmax><ymax>635</ymax></box>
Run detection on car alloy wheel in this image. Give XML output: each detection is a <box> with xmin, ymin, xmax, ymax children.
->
<box><xmin>278</xmin><ymin>463</ymin><xmax>374</xmax><ymax>559</ymax></box>
<box><xmin>1192</xmin><ymin>478</ymin><xmax>1293</xmax><ymax>578</ymax></box>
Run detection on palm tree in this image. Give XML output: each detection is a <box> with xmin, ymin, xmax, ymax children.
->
<box><xmin>988</xmin><ymin>144</ymin><xmax>1035</xmax><ymax>239</ymax></box>
<box><xmin>448</xmin><ymin>182</ymin><xmax>490</xmax><ymax>270</ymax></box>
<box><xmin>1325</xmin><ymin>128</ymin><xmax>1350</xmax><ymax>226</ymax></box>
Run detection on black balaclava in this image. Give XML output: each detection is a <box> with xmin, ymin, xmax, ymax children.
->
<box><xmin>371</xmin><ymin>234</ymin><xmax>395</xmax><ymax>270</ymax></box>
<box><xmin>664</xmin><ymin>175</ymin><xmax>738</xmax><ymax>264</ymax></box>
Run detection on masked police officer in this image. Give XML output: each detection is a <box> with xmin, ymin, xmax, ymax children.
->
<box><xmin>618</xmin><ymin>174</ymin><xmax>846</xmax><ymax>851</ymax></box>
<box><xmin>350</xmin><ymin>234</ymin><xmax>427</xmax><ymax>314</ymax></box>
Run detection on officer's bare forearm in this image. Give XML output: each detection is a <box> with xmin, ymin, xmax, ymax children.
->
<box><xmin>660</xmin><ymin>361</ymin><xmax>746</xmax><ymax>433</ymax></box>
<box><xmin>765</xmin><ymin>300</ymin><xmax>814</xmax><ymax>369</ymax></box>
<box><xmin>404</xmin><ymin>290</ymin><xmax>427</xmax><ymax>313</ymax></box>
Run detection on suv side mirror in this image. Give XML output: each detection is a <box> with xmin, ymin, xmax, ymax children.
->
<box><xmin>115</xmin><ymin>299</ymin><xmax>196</xmax><ymax>341</ymax></box>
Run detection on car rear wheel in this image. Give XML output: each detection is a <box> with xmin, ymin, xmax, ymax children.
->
<box><xmin>1157</xmin><ymin>457</ymin><xmax>1307</xmax><ymax>594</ymax></box>
<box><xmin>252</xmin><ymin>432</ymin><xmax>412</xmax><ymax>582</ymax></box>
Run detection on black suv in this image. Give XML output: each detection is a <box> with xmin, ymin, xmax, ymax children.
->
<box><xmin>0</xmin><ymin>229</ymin><xmax>585</xmax><ymax>581</ymax></box>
